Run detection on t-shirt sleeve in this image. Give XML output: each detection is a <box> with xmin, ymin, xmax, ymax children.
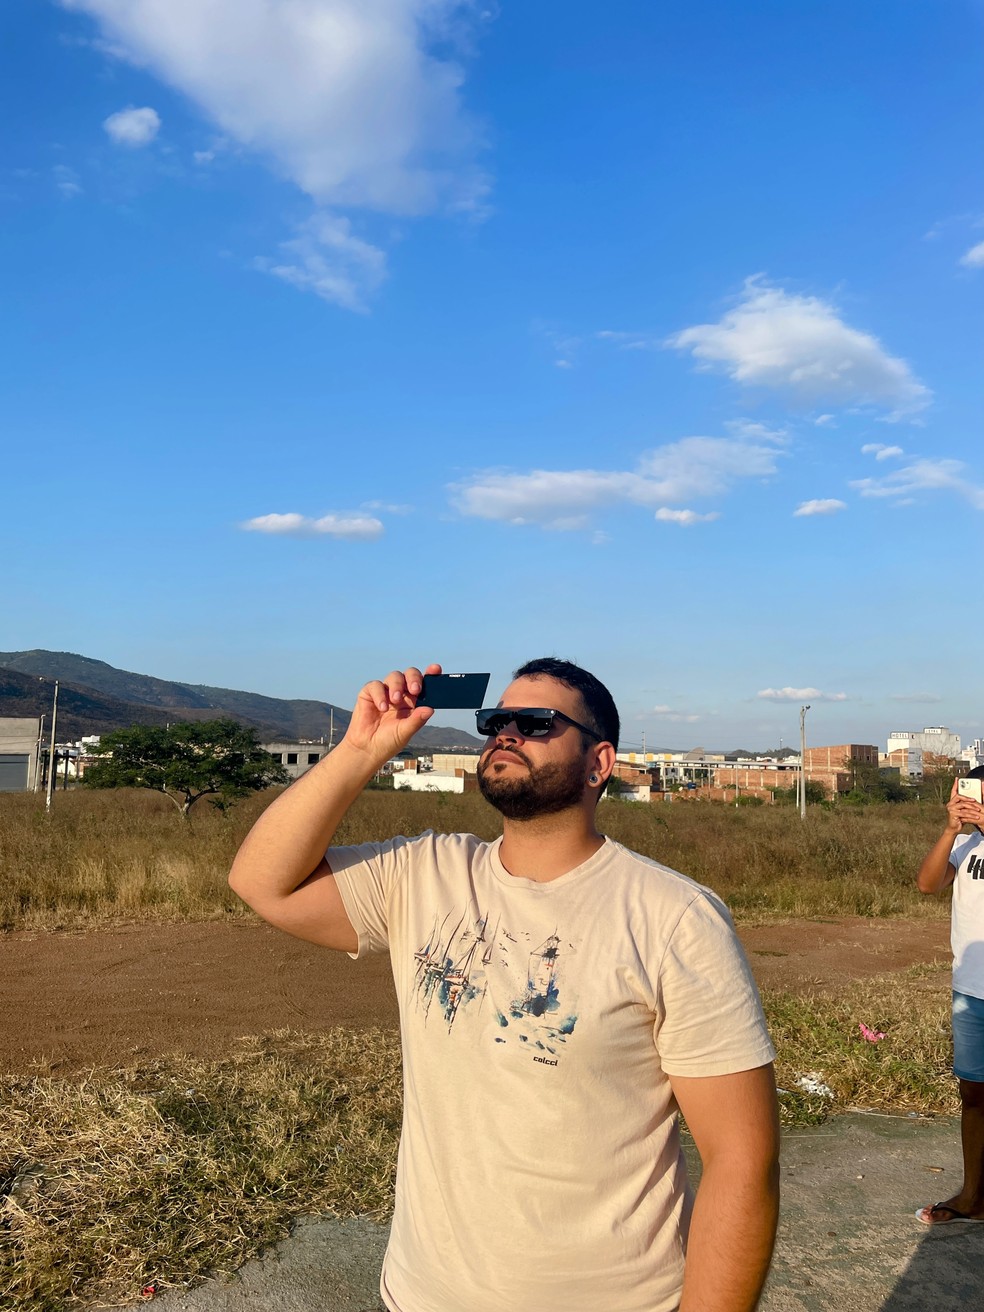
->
<box><xmin>949</xmin><ymin>834</ymin><xmax>973</xmax><ymax>869</ymax></box>
<box><xmin>655</xmin><ymin>891</ymin><xmax>776</xmax><ymax>1078</ymax></box>
<box><xmin>328</xmin><ymin>836</ymin><xmax>412</xmax><ymax>957</ymax></box>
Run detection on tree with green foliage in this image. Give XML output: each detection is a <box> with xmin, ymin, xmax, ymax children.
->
<box><xmin>840</xmin><ymin>754</ymin><xmax>913</xmax><ymax>804</ymax></box>
<box><xmin>922</xmin><ymin>752</ymin><xmax>958</xmax><ymax>804</ymax></box>
<box><xmin>772</xmin><ymin>781</ymin><xmax>827</xmax><ymax>806</ymax></box>
<box><xmin>84</xmin><ymin>718</ymin><xmax>289</xmax><ymax>817</ymax></box>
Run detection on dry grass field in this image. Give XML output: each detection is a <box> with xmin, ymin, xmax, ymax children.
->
<box><xmin>0</xmin><ymin>786</ymin><xmax>952</xmax><ymax>930</ymax></box>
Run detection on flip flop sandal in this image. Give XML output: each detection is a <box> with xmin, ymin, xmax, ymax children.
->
<box><xmin>915</xmin><ymin>1202</ymin><xmax>984</xmax><ymax>1225</ymax></box>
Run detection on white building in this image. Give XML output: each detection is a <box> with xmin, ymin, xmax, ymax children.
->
<box><xmin>393</xmin><ymin>772</ymin><xmax>467</xmax><ymax>794</ymax></box>
<box><xmin>886</xmin><ymin>726</ymin><xmax>960</xmax><ymax>760</ymax></box>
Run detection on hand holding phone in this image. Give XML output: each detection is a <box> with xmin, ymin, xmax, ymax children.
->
<box><xmin>957</xmin><ymin>777</ymin><xmax>983</xmax><ymax>805</ymax></box>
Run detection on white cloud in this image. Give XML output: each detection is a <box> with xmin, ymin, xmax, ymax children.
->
<box><xmin>53</xmin><ymin>164</ymin><xmax>83</xmax><ymax>197</ymax></box>
<box><xmin>361</xmin><ymin>500</ymin><xmax>412</xmax><ymax>515</ymax></box>
<box><xmin>793</xmin><ymin>499</ymin><xmax>846</xmax><ymax>517</ymax></box>
<box><xmin>756</xmin><ymin>687</ymin><xmax>847</xmax><ymax>703</ymax></box>
<box><xmin>813</xmin><ymin>414</ymin><xmax>836</xmax><ymax>428</ymax></box>
<box><xmin>102</xmin><ymin>104</ymin><xmax>161</xmax><ymax>147</ymax></box>
<box><xmin>450</xmin><ymin>435</ymin><xmax>781</xmax><ymax>531</ymax></box>
<box><xmin>666</xmin><ymin>277</ymin><xmax>931</xmax><ymax>419</ymax></box>
<box><xmin>68</xmin><ymin>0</ymin><xmax>485</xmax><ymax>214</ymax></box>
<box><xmin>596</xmin><ymin>329</ymin><xmax>655</xmax><ymax>351</ymax></box>
<box><xmin>960</xmin><ymin>241</ymin><xmax>984</xmax><ymax>268</ymax></box>
<box><xmin>861</xmin><ymin>443</ymin><xmax>904</xmax><ymax>460</ymax></box>
<box><xmin>724</xmin><ymin>418</ymin><xmax>789</xmax><ymax>444</ymax></box>
<box><xmin>850</xmin><ymin>458</ymin><xmax>984</xmax><ymax>511</ymax></box>
<box><xmin>651</xmin><ymin>705</ymin><xmax>700</xmax><ymax>723</ymax></box>
<box><xmin>654</xmin><ymin>507</ymin><xmax>720</xmax><ymax>526</ymax></box>
<box><xmin>240</xmin><ymin>511</ymin><xmax>384</xmax><ymax>540</ymax></box>
<box><xmin>254</xmin><ymin>212</ymin><xmax>387</xmax><ymax>311</ymax></box>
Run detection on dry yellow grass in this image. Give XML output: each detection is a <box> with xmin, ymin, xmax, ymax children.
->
<box><xmin>0</xmin><ymin>1029</ymin><xmax>402</xmax><ymax>1311</ymax></box>
<box><xmin>0</xmin><ymin>787</ymin><xmax>951</xmax><ymax>930</ymax></box>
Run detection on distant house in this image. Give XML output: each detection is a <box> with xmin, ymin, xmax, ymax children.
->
<box><xmin>393</xmin><ymin>768</ymin><xmax>479</xmax><ymax>794</ymax></box>
<box><xmin>261</xmin><ymin>740</ymin><xmax>328</xmax><ymax>782</ymax></box>
<box><xmin>0</xmin><ymin>717</ymin><xmax>42</xmax><ymax>791</ymax></box>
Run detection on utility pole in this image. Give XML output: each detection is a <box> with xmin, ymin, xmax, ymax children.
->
<box><xmin>799</xmin><ymin>703</ymin><xmax>811</xmax><ymax>820</ymax></box>
<box><xmin>45</xmin><ymin>680</ymin><xmax>59</xmax><ymax>814</ymax></box>
<box><xmin>34</xmin><ymin>714</ymin><xmax>45</xmax><ymax>792</ymax></box>
<box><xmin>328</xmin><ymin>707</ymin><xmax>334</xmax><ymax>751</ymax></box>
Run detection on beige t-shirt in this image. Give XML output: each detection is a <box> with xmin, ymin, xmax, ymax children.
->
<box><xmin>330</xmin><ymin>832</ymin><xmax>775</xmax><ymax>1312</ymax></box>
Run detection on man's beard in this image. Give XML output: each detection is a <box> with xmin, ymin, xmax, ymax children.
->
<box><xmin>477</xmin><ymin>747</ymin><xmax>587</xmax><ymax>821</ymax></box>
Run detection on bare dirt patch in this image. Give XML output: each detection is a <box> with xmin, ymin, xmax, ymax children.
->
<box><xmin>1</xmin><ymin>915</ymin><xmax>952</xmax><ymax>1076</ymax></box>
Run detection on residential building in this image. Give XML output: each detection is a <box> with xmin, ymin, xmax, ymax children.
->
<box><xmin>881</xmin><ymin>748</ymin><xmax>924</xmax><ymax>780</ymax></box>
<box><xmin>804</xmin><ymin>744</ymin><xmax>879</xmax><ymax>771</ymax></box>
<box><xmin>430</xmin><ymin>752</ymin><xmax>481</xmax><ymax>775</ymax></box>
<box><xmin>0</xmin><ymin>717</ymin><xmax>43</xmax><ymax>791</ymax></box>
<box><xmin>887</xmin><ymin>726</ymin><xmax>961</xmax><ymax>759</ymax></box>
<box><xmin>261</xmin><ymin>740</ymin><xmax>328</xmax><ymax>782</ymax></box>
<box><xmin>393</xmin><ymin>769</ymin><xmax>478</xmax><ymax>794</ymax></box>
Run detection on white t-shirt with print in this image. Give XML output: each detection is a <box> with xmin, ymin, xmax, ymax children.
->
<box><xmin>329</xmin><ymin>831</ymin><xmax>775</xmax><ymax>1312</ymax></box>
<box><xmin>948</xmin><ymin>830</ymin><xmax>984</xmax><ymax>999</ymax></box>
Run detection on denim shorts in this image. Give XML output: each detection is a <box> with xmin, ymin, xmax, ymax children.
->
<box><xmin>952</xmin><ymin>991</ymin><xmax>984</xmax><ymax>1083</ymax></box>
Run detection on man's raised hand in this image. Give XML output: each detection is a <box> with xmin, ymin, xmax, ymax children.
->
<box><xmin>345</xmin><ymin>663</ymin><xmax>441</xmax><ymax>765</ymax></box>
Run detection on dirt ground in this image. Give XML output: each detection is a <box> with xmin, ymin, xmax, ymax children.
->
<box><xmin>2</xmin><ymin>915</ymin><xmax>952</xmax><ymax>1076</ymax></box>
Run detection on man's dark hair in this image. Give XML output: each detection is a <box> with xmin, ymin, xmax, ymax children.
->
<box><xmin>513</xmin><ymin>657</ymin><xmax>620</xmax><ymax>750</ymax></box>
<box><xmin>967</xmin><ymin>765</ymin><xmax>984</xmax><ymax>781</ymax></box>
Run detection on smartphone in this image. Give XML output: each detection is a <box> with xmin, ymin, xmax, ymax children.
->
<box><xmin>957</xmin><ymin>777</ymin><xmax>983</xmax><ymax>804</ymax></box>
<box><xmin>417</xmin><ymin>673</ymin><xmax>491</xmax><ymax>710</ymax></box>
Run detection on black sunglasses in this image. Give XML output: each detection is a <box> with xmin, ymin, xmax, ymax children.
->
<box><xmin>475</xmin><ymin>707</ymin><xmax>603</xmax><ymax>742</ymax></box>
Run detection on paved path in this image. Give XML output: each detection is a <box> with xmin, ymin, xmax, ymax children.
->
<box><xmin>106</xmin><ymin>1113</ymin><xmax>983</xmax><ymax>1312</ymax></box>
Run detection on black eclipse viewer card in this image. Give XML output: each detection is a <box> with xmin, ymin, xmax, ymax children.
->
<box><xmin>417</xmin><ymin>673</ymin><xmax>491</xmax><ymax>709</ymax></box>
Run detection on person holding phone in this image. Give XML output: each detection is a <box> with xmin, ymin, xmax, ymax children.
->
<box><xmin>915</xmin><ymin>764</ymin><xmax>984</xmax><ymax>1225</ymax></box>
<box><xmin>230</xmin><ymin>657</ymin><xmax>779</xmax><ymax>1311</ymax></box>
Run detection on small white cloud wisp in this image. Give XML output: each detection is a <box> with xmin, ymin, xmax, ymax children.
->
<box><xmin>253</xmin><ymin>213</ymin><xmax>387</xmax><ymax>312</ymax></box>
<box><xmin>651</xmin><ymin>705</ymin><xmax>700</xmax><ymax>723</ymax></box>
<box><xmin>851</xmin><ymin>458</ymin><xmax>984</xmax><ymax>511</ymax></box>
<box><xmin>756</xmin><ymin>687</ymin><xmax>848</xmax><ymax>703</ymax></box>
<box><xmin>666</xmin><ymin>277</ymin><xmax>930</xmax><ymax>419</ymax></box>
<box><xmin>793</xmin><ymin>499</ymin><xmax>846</xmax><ymax>517</ymax></box>
<box><xmin>960</xmin><ymin>241</ymin><xmax>984</xmax><ymax>268</ymax></box>
<box><xmin>240</xmin><ymin>512</ymin><xmax>384</xmax><ymax>540</ymax></box>
<box><xmin>102</xmin><ymin>105</ymin><xmax>161</xmax><ymax>146</ymax></box>
<box><xmin>861</xmin><ymin>443</ymin><xmax>904</xmax><ymax>460</ymax></box>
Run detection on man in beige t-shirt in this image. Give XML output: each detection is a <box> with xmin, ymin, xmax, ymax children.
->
<box><xmin>230</xmin><ymin>657</ymin><xmax>780</xmax><ymax>1312</ymax></box>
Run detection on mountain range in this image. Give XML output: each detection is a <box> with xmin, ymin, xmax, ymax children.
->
<box><xmin>0</xmin><ymin>651</ymin><xmax>484</xmax><ymax>749</ymax></box>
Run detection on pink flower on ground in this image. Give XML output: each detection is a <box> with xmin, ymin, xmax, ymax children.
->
<box><xmin>859</xmin><ymin>1022</ymin><xmax>886</xmax><ymax>1042</ymax></box>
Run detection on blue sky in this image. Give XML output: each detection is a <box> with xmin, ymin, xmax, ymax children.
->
<box><xmin>3</xmin><ymin>0</ymin><xmax>982</xmax><ymax>751</ymax></box>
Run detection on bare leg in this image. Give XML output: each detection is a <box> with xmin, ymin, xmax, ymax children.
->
<box><xmin>917</xmin><ymin>1079</ymin><xmax>984</xmax><ymax>1223</ymax></box>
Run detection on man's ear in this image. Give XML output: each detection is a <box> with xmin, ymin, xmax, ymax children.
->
<box><xmin>590</xmin><ymin>740</ymin><xmax>617</xmax><ymax>786</ymax></box>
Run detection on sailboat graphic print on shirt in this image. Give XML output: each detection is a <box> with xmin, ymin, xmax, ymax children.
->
<box><xmin>411</xmin><ymin>910</ymin><xmax>579</xmax><ymax>1053</ymax></box>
